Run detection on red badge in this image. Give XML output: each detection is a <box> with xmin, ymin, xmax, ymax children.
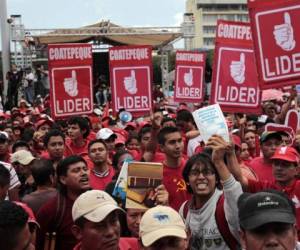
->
<box><xmin>248</xmin><ymin>0</ymin><xmax>300</xmax><ymax>89</ymax></box>
<box><xmin>174</xmin><ymin>51</ymin><xmax>206</xmax><ymax>103</ymax></box>
<box><xmin>109</xmin><ymin>45</ymin><xmax>153</xmax><ymax>116</ymax></box>
<box><xmin>210</xmin><ymin>20</ymin><xmax>261</xmax><ymax>114</ymax></box>
<box><xmin>48</xmin><ymin>43</ymin><xmax>93</xmax><ymax>119</ymax></box>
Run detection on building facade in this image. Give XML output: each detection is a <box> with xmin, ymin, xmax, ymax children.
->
<box><xmin>186</xmin><ymin>0</ymin><xmax>248</xmax><ymax>50</ymax></box>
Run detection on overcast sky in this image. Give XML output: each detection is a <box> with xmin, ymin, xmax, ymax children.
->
<box><xmin>7</xmin><ymin>0</ymin><xmax>186</xmax><ymax>28</ymax></box>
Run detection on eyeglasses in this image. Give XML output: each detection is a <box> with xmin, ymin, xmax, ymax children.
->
<box><xmin>189</xmin><ymin>168</ymin><xmax>215</xmax><ymax>177</ymax></box>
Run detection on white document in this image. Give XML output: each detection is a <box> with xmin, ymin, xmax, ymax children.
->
<box><xmin>192</xmin><ymin>104</ymin><xmax>230</xmax><ymax>143</ymax></box>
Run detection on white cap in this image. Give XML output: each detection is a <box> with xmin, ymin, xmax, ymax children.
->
<box><xmin>139</xmin><ymin>205</ymin><xmax>187</xmax><ymax>247</ymax></box>
<box><xmin>11</xmin><ymin>150</ymin><xmax>35</xmax><ymax>165</ymax></box>
<box><xmin>96</xmin><ymin>128</ymin><xmax>116</xmax><ymax>140</ymax></box>
<box><xmin>72</xmin><ymin>190</ymin><xmax>124</xmax><ymax>222</ymax></box>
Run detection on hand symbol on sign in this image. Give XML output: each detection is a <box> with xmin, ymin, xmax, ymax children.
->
<box><xmin>124</xmin><ymin>70</ymin><xmax>137</xmax><ymax>95</ymax></box>
<box><xmin>63</xmin><ymin>70</ymin><xmax>78</xmax><ymax>97</ymax></box>
<box><xmin>273</xmin><ymin>12</ymin><xmax>296</xmax><ymax>51</ymax></box>
<box><xmin>230</xmin><ymin>53</ymin><xmax>246</xmax><ymax>84</ymax></box>
<box><xmin>184</xmin><ymin>69</ymin><xmax>193</xmax><ymax>86</ymax></box>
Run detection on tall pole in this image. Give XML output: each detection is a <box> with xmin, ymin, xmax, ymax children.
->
<box><xmin>0</xmin><ymin>0</ymin><xmax>11</xmax><ymax>102</ymax></box>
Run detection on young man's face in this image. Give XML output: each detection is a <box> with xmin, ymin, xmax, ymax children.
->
<box><xmin>38</xmin><ymin>124</ymin><xmax>51</xmax><ymax>135</ymax></box>
<box><xmin>88</xmin><ymin>142</ymin><xmax>108</xmax><ymax>165</ymax></box>
<box><xmin>47</xmin><ymin>136</ymin><xmax>65</xmax><ymax>159</ymax></box>
<box><xmin>78</xmin><ymin>211</ymin><xmax>121</xmax><ymax>250</ymax></box>
<box><xmin>126</xmin><ymin>209</ymin><xmax>144</xmax><ymax>237</ymax></box>
<box><xmin>261</xmin><ymin>138</ymin><xmax>281</xmax><ymax>159</ymax></box>
<box><xmin>104</xmin><ymin>136</ymin><xmax>115</xmax><ymax>152</ymax></box>
<box><xmin>0</xmin><ymin>140</ymin><xmax>9</xmax><ymax>155</ymax></box>
<box><xmin>141</xmin><ymin>236</ymin><xmax>187</xmax><ymax>250</ymax></box>
<box><xmin>240</xmin><ymin>223</ymin><xmax>297</xmax><ymax>250</ymax></box>
<box><xmin>240</xmin><ymin>143</ymin><xmax>250</xmax><ymax>160</ymax></box>
<box><xmin>272</xmin><ymin>160</ymin><xmax>298</xmax><ymax>185</ymax></box>
<box><xmin>160</xmin><ymin>132</ymin><xmax>183</xmax><ymax>160</ymax></box>
<box><xmin>140</xmin><ymin>132</ymin><xmax>151</xmax><ymax>149</ymax></box>
<box><xmin>244</xmin><ymin>132</ymin><xmax>256</xmax><ymax>150</ymax></box>
<box><xmin>188</xmin><ymin>162</ymin><xmax>216</xmax><ymax>198</ymax></box>
<box><xmin>68</xmin><ymin>124</ymin><xmax>83</xmax><ymax>141</ymax></box>
<box><xmin>60</xmin><ymin>161</ymin><xmax>90</xmax><ymax>193</ymax></box>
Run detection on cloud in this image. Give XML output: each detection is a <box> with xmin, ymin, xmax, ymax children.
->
<box><xmin>174</xmin><ymin>12</ymin><xmax>183</xmax><ymax>26</ymax></box>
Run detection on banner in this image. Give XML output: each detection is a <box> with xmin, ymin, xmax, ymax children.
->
<box><xmin>248</xmin><ymin>0</ymin><xmax>300</xmax><ymax>89</ymax></box>
<box><xmin>109</xmin><ymin>45</ymin><xmax>153</xmax><ymax>116</ymax></box>
<box><xmin>210</xmin><ymin>20</ymin><xmax>261</xmax><ymax>114</ymax></box>
<box><xmin>48</xmin><ymin>43</ymin><xmax>93</xmax><ymax>119</ymax></box>
<box><xmin>174</xmin><ymin>51</ymin><xmax>206</xmax><ymax>103</ymax></box>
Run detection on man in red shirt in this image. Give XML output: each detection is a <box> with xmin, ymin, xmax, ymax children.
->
<box><xmin>65</xmin><ymin>117</ymin><xmax>90</xmax><ymax>158</ymax></box>
<box><xmin>43</xmin><ymin>129</ymin><xmax>65</xmax><ymax>168</ymax></box>
<box><xmin>158</xmin><ymin>126</ymin><xmax>189</xmax><ymax>211</ymax></box>
<box><xmin>36</xmin><ymin>155</ymin><xmax>90</xmax><ymax>250</ymax></box>
<box><xmin>248</xmin><ymin>131</ymin><xmax>282</xmax><ymax>182</ymax></box>
<box><xmin>71</xmin><ymin>190</ymin><xmax>138</xmax><ymax>250</ymax></box>
<box><xmin>229</xmin><ymin>145</ymin><xmax>300</xmax><ymax>239</ymax></box>
<box><xmin>88</xmin><ymin>139</ymin><xmax>115</xmax><ymax>190</ymax></box>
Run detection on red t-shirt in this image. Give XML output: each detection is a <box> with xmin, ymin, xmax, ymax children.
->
<box><xmin>36</xmin><ymin>195</ymin><xmax>76</xmax><ymax>250</ymax></box>
<box><xmin>73</xmin><ymin>237</ymin><xmax>139</xmax><ymax>250</ymax></box>
<box><xmin>248</xmin><ymin>157</ymin><xmax>275</xmax><ymax>182</ymax></box>
<box><xmin>248</xmin><ymin>179</ymin><xmax>300</xmax><ymax>239</ymax></box>
<box><xmin>162</xmin><ymin>158</ymin><xmax>190</xmax><ymax>211</ymax></box>
<box><xmin>65</xmin><ymin>138</ymin><xmax>89</xmax><ymax>157</ymax></box>
<box><xmin>89</xmin><ymin>167</ymin><xmax>115</xmax><ymax>191</ymax></box>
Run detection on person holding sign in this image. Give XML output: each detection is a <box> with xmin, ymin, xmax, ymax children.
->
<box><xmin>180</xmin><ymin>135</ymin><xmax>242</xmax><ymax>250</ymax></box>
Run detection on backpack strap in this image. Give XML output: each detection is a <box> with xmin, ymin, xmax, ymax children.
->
<box><xmin>215</xmin><ymin>194</ymin><xmax>240</xmax><ymax>250</ymax></box>
<box><xmin>54</xmin><ymin>193</ymin><xmax>67</xmax><ymax>231</ymax></box>
<box><xmin>182</xmin><ymin>200</ymin><xmax>191</xmax><ymax>220</ymax></box>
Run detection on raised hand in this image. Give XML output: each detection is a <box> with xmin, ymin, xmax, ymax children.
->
<box><xmin>124</xmin><ymin>70</ymin><xmax>137</xmax><ymax>95</ymax></box>
<box><xmin>230</xmin><ymin>53</ymin><xmax>245</xmax><ymax>84</ymax></box>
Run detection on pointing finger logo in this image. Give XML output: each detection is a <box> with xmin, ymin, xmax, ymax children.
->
<box><xmin>273</xmin><ymin>12</ymin><xmax>296</xmax><ymax>51</ymax></box>
<box><xmin>124</xmin><ymin>70</ymin><xmax>137</xmax><ymax>95</ymax></box>
<box><xmin>230</xmin><ymin>53</ymin><xmax>245</xmax><ymax>84</ymax></box>
<box><xmin>63</xmin><ymin>70</ymin><xmax>78</xmax><ymax>97</ymax></box>
<box><xmin>184</xmin><ymin>68</ymin><xmax>193</xmax><ymax>86</ymax></box>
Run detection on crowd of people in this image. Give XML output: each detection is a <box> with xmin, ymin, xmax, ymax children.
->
<box><xmin>0</xmin><ymin>66</ymin><xmax>300</xmax><ymax>249</ymax></box>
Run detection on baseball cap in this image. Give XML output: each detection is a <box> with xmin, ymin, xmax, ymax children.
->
<box><xmin>14</xmin><ymin>202</ymin><xmax>40</xmax><ymax>228</ymax></box>
<box><xmin>11</xmin><ymin>150</ymin><xmax>35</xmax><ymax>165</ymax></box>
<box><xmin>72</xmin><ymin>190</ymin><xmax>124</xmax><ymax>222</ymax></box>
<box><xmin>238</xmin><ymin>191</ymin><xmax>295</xmax><ymax>230</ymax></box>
<box><xmin>271</xmin><ymin>146</ymin><xmax>300</xmax><ymax>163</ymax></box>
<box><xmin>35</xmin><ymin>119</ymin><xmax>53</xmax><ymax>130</ymax></box>
<box><xmin>260</xmin><ymin>131</ymin><xmax>282</xmax><ymax>144</ymax></box>
<box><xmin>0</xmin><ymin>131</ymin><xmax>9</xmax><ymax>141</ymax></box>
<box><xmin>139</xmin><ymin>205</ymin><xmax>187</xmax><ymax>247</ymax></box>
<box><xmin>96</xmin><ymin>128</ymin><xmax>117</xmax><ymax>140</ymax></box>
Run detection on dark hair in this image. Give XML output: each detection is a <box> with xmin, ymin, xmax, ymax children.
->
<box><xmin>112</xmin><ymin>149</ymin><xmax>130</xmax><ymax>170</ymax></box>
<box><xmin>56</xmin><ymin>155</ymin><xmax>87</xmax><ymax>195</ymax></box>
<box><xmin>125</xmin><ymin>133</ymin><xmax>139</xmax><ymax>147</ymax></box>
<box><xmin>176</xmin><ymin>109</ymin><xmax>194</xmax><ymax>123</ymax></box>
<box><xmin>88</xmin><ymin>139</ymin><xmax>107</xmax><ymax>152</ymax></box>
<box><xmin>68</xmin><ymin>117</ymin><xmax>90</xmax><ymax>138</ymax></box>
<box><xmin>137</xmin><ymin>126</ymin><xmax>152</xmax><ymax>142</ymax></box>
<box><xmin>20</xmin><ymin>128</ymin><xmax>34</xmax><ymax>143</ymax></box>
<box><xmin>182</xmin><ymin>151</ymin><xmax>220</xmax><ymax>194</ymax></box>
<box><xmin>43</xmin><ymin>129</ymin><xmax>65</xmax><ymax>147</ymax></box>
<box><xmin>12</xmin><ymin>140</ymin><xmax>30</xmax><ymax>153</ymax></box>
<box><xmin>161</xmin><ymin>117</ymin><xmax>176</xmax><ymax>127</ymax></box>
<box><xmin>0</xmin><ymin>201</ymin><xmax>28</xmax><ymax>250</ymax></box>
<box><xmin>157</xmin><ymin>126</ymin><xmax>180</xmax><ymax>145</ymax></box>
<box><xmin>0</xmin><ymin>164</ymin><xmax>10</xmax><ymax>187</ymax></box>
<box><xmin>31</xmin><ymin>159</ymin><xmax>54</xmax><ymax>186</ymax></box>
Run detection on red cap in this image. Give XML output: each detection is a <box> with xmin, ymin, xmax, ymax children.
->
<box><xmin>14</xmin><ymin>202</ymin><xmax>40</xmax><ymax>227</ymax></box>
<box><xmin>35</xmin><ymin>119</ymin><xmax>53</xmax><ymax>130</ymax></box>
<box><xmin>271</xmin><ymin>146</ymin><xmax>300</xmax><ymax>163</ymax></box>
<box><xmin>115</xmin><ymin>133</ymin><xmax>126</xmax><ymax>145</ymax></box>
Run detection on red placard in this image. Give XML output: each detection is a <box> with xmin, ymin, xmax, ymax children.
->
<box><xmin>174</xmin><ymin>51</ymin><xmax>206</xmax><ymax>103</ymax></box>
<box><xmin>248</xmin><ymin>0</ymin><xmax>300</xmax><ymax>89</ymax></box>
<box><xmin>48</xmin><ymin>43</ymin><xmax>93</xmax><ymax>119</ymax></box>
<box><xmin>210</xmin><ymin>20</ymin><xmax>261</xmax><ymax>114</ymax></box>
<box><xmin>109</xmin><ymin>45</ymin><xmax>153</xmax><ymax>116</ymax></box>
